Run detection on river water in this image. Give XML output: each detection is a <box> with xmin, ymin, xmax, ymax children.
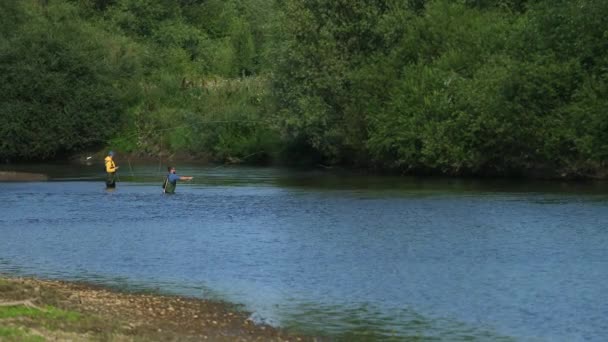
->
<box><xmin>1</xmin><ymin>163</ymin><xmax>607</xmax><ymax>340</ymax></box>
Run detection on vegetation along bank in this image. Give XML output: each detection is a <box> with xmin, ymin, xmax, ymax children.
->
<box><xmin>1</xmin><ymin>0</ymin><xmax>606</xmax><ymax>178</ymax></box>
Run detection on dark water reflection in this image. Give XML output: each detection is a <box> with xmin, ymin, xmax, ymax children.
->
<box><xmin>1</xmin><ymin>163</ymin><xmax>607</xmax><ymax>340</ymax></box>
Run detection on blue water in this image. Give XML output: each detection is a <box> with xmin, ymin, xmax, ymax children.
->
<box><xmin>1</xmin><ymin>165</ymin><xmax>607</xmax><ymax>340</ymax></box>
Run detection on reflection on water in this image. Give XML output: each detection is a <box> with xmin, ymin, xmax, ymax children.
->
<box><xmin>0</xmin><ymin>164</ymin><xmax>607</xmax><ymax>340</ymax></box>
<box><xmin>279</xmin><ymin>302</ymin><xmax>514</xmax><ymax>341</ymax></box>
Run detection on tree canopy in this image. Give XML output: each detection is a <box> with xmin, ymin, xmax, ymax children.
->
<box><xmin>1</xmin><ymin>0</ymin><xmax>606</xmax><ymax>178</ymax></box>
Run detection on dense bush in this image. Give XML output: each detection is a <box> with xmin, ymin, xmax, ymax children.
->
<box><xmin>273</xmin><ymin>0</ymin><xmax>608</xmax><ymax>177</ymax></box>
<box><xmin>0</xmin><ymin>1</ymin><xmax>133</xmax><ymax>160</ymax></box>
<box><xmin>2</xmin><ymin>0</ymin><xmax>606</xmax><ymax>177</ymax></box>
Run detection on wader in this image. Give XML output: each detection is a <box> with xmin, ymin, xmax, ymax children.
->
<box><xmin>163</xmin><ymin>176</ymin><xmax>176</xmax><ymax>194</ymax></box>
<box><xmin>106</xmin><ymin>172</ymin><xmax>116</xmax><ymax>188</ymax></box>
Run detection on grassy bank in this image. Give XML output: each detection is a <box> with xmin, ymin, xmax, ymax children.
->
<box><xmin>0</xmin><ymin>276</ymin><xmax>311</xmax><ymax>341</ymax></box>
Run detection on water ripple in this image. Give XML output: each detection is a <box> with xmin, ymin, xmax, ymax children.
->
<box><xmin>1</xmin><ymin>171</ymin><xmax>607</xmax><ymax>340</ymax></box>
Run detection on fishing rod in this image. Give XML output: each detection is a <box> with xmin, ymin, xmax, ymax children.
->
<box><xmin>103</xmin><ymin>118</ymin><xmax>266</xmax><ymax>182</ymax></box>
<box><xmin>127</xmin><ymin>158</ymin><xmax>135</xmax><ymax>181</ymax></box>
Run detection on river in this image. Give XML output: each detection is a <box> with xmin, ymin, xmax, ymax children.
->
<box><xmin>1</xmin><ymin>162</ymin><xmax>607</xmax><ymax>340</ymax></box>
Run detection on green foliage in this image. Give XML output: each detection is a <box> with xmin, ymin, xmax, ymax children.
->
<box><xmin>97</xmin><ymin>0</ymin><xmax>280</xmax><ymax>162</ymax></box>
<box><xmin>108</xmin><ymin>0</ymin><xmax>180</xmax><ymax>38</ymax></box>
<box><xmin>273</xmin><ymin>0</ymin><xmax>404</xmax><ymax>165</ymax></box>
<box><xmin>0</xmin><ymin>305</ymin><xmax>81</xmax><ymax>321</ymax></box>
<box><xmin>274</xmin><ymin>0</ymin><xmax>608</xmax><ymax>176</ymax></box>
<box><xmin>230</xmin><ymin>19</ymin><xmax>256</xmax><ymax>76</ymax></box>
<box><xmin>0</xmin><ymin>1</ymin><xmax>133</xmax><ymax>160</ymax></box>
<box><xmin>3</xmin><ymin>0</ymin><xmax>607</xmax><ymax>176</ymax></box>
<box><xmin>163</xmin><ymin>76</ymin><xmax>279</xmax><ymax>163</ymax></box>
<box><xmin>0</xmin><ymin>326</ymin><xmax>44</xmax><ymax>342</ymax></box>
<box><xmin>1</xmin><ymin>0</ymin><xmax>281</xmax><ymax>163</ymax></box>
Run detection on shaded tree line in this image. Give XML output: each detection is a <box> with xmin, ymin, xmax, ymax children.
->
<box><xmin>273</xmin><ymin>0</ymin><xmax>608</xmax><ymax>177</ymax></box>
<box><xmin>1</xmin><ymin>0</ymin><xmax>606</xmax><ymax>178</ymax></box>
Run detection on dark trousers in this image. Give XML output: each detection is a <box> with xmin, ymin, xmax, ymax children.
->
<box><xmin>106</xmin><ymin>172</ymin><xmax>116</xmax><ymax>188</ymax></box>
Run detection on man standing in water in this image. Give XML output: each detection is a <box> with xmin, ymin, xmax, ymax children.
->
<box><xmin>104</xmin><ymin>151</ymin><xmax>119</xmax><ymax>188</ymax></box>
<box><xmin>163</xmin><ymin>166</ymin><xmax>193</xmax><ymax>194</ymax></box>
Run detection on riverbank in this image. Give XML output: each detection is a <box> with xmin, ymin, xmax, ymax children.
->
<box><xmin>0</xmin><ymin>276</ymin><xmax>312</xmax><ymax>341</ymax></box>
<box><xmin>0</xmin><ymin>171</ymin><xmax>47</xmax><ymax>182</ymax></box>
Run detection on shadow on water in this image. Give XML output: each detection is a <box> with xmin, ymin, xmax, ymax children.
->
<box><xmin>279</xmin><ymin>302</ymin><xmax>513</xmax><ymax>342</ymax></box>
<box><xmin>273</xmin><ymin>169</ymin><xmax>608</xmax><ymax>196</ymax></box>
<box><xmin>4</xmin><ymin>161</ymin><xmax>608</xmax><ymax>196</ymax></box>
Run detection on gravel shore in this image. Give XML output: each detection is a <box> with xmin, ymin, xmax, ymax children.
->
<box><xmin>0</xmin><ymin>276</ymin><xmax>315</xmax><ymax>341</ymax></box>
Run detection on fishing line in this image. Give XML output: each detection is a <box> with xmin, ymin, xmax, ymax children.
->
<box><xmin>158</xmin><ymin>131</ymin><xmax>163</xmax><ymax>177</ymax></box>
<box><xmin>106</xmin><ymin>119</ymin><xmax>264</xmax><ymax>182</ymax></box>
<box><xmin>127</xmin><ymin>158</ymin><xmax>135</xmax><ymax>181</ymax></box>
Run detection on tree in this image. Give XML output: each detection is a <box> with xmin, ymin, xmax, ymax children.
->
<box><xmin>273</xmin><ymin>0</ymin><xmax>406</xmax><ymax>165</ymax></box>
<box><xmin>0</xmin><ymin>1</ymin><xmax>131</xmax><ymax>160</ymax></box>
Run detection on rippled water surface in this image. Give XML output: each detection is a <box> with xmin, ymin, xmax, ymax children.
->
<box><xmin>1</xmin><ymin>163</ymin><xmax>607</xmax><ymax>340</ymax></box>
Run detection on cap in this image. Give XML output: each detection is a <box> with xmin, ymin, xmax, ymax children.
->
<box><xmin>108</xmin><ymin>151</ymin><xmax>114</xmax><ymax>156</ymax></box>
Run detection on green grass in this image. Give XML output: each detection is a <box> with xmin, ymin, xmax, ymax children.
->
<box><xmin>0</xmin><ymin>326</ymin><xmax>44</xmax><ymax>342</ymax></box>
<box><xmin>0</xmin><ymin>305</ymin><xmax>80</xmax><ymax>322</ymax></box>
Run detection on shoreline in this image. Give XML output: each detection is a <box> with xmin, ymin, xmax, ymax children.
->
<box><xmin>6</xmin><ymin>155</ymin><xmax>608</xmax><ymax>181</ymax></box>
<box><xmin>0</xmin><ymin>275</ymin><xmax>313</xmax><ymax>341</ymax></box>
<box><xmin>0</xmin><ymin>171</ymin><xmax>48</xmax><ymax>182</ymax></box>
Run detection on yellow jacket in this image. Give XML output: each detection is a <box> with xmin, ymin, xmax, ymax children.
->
<box><xmin>105</xmin><ymin>156</ymin><xmax>118</xmax><ymax>173</ymax></box>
